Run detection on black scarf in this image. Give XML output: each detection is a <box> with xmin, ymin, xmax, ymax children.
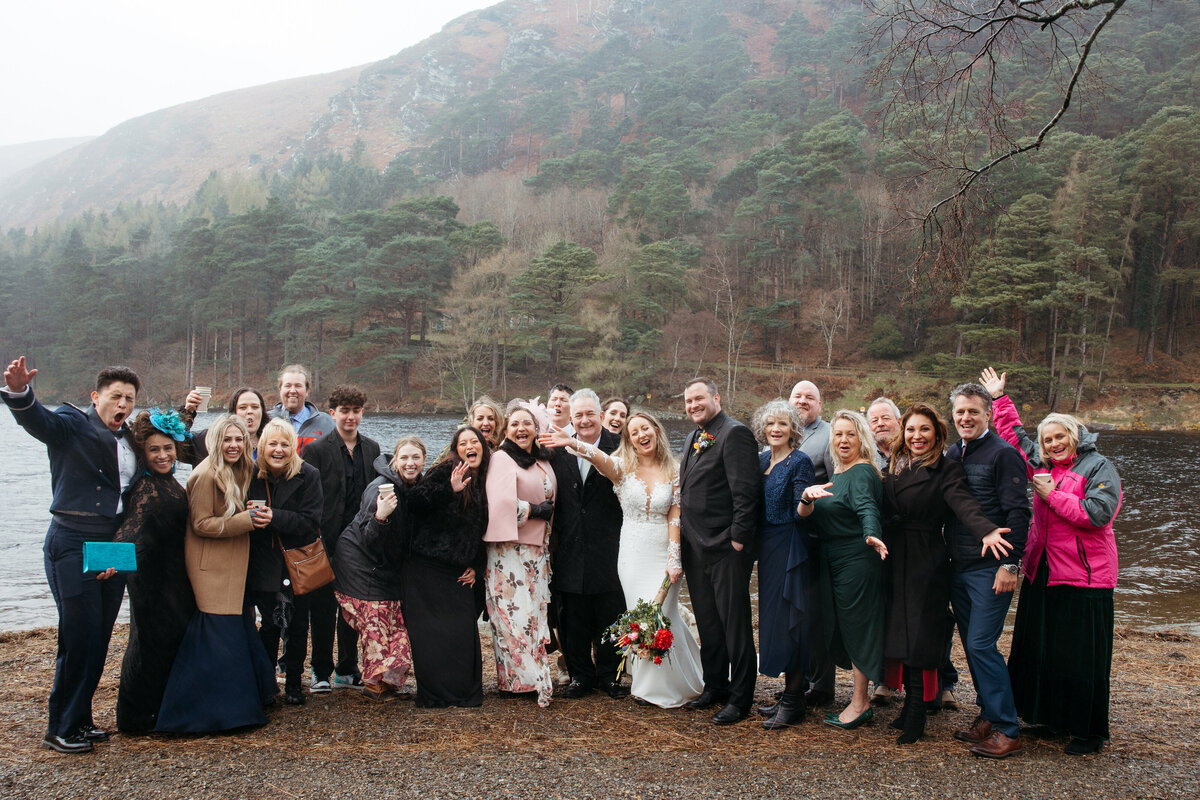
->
<box><xmin>499</xmin><ymin>437</ymin><xmax>548</xmax><ymax>469</ymax></box>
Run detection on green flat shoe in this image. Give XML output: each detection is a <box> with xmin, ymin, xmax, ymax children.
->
<box><xmin>822</xmin><ymin>707</ymin><xmax>874</xmax><ymax>730</ymax></box>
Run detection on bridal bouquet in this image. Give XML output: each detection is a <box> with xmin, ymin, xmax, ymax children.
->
<box><xmin>605</xmin><ymin>576</ymin><xmax>674</xmax><ymax>679</ymax></box>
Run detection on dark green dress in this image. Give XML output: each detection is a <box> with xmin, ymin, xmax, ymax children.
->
<box><xmin>809</xmin><ymin>462</ymin><xmax>885</xmax><ymax>684</ymax></box>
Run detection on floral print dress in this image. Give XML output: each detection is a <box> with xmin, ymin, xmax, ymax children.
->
<box><xmin>484</xmin><ymin>465</ymin><xmax>555</xmax><ymax>707</ymax></box>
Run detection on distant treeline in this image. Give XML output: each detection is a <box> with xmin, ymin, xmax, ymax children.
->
<box><xmin>0</xmin><ymin>0</ymin><xmax>1196</xmax><ymax>410</ymax></box>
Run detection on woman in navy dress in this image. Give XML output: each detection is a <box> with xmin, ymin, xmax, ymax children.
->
<box><xmin>751</xmin><ymin>400</ymin><xmax>815</xmax><ymax>730</ymax></box>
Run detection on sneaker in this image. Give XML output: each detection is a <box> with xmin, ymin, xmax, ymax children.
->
<box><xmin>310</xmin><ymin>679</ymin><xmax>332</xmax><ymax>694</ymax></box>
<box><xmin>332</xmin><ymin>672</ymin><xmax>363</xmax><ymax>689</ymax></box>
<box><xmin>939</xmin><ymin>688</ymin><xmax>958</xmax><ymax>710</ymax></box>
<box><xmin>275</xmin><ymin>666</ymin><xmax>286</xmax><ymax>685</ymax></box>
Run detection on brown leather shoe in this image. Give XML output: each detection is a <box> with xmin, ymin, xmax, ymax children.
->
<box><xmin>971</xmin><ymin>730</ymin><xmax>1023</xmax><ymax>759</ymax></box>
<box><xmin>954</xmin><ymin>715</ymin><xmax>993</xmax><ymax>743</ymax></box>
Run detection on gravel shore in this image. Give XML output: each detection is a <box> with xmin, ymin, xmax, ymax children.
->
<box><xmin>1</xmin><ymin>625</ymin><xmax>1195</xmax><ymax>799</ymax></box>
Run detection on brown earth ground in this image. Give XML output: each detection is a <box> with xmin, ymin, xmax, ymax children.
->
<box><xmin>0</xmin><ymin>624</ymin><xmax>1196</xmax><ymax>799</ymax></box>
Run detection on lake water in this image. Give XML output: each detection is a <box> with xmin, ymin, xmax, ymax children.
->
<box><xmin>2</xmin><ymin>411</ymin><xmax>1197</xmax><ymax>633</ymax></box>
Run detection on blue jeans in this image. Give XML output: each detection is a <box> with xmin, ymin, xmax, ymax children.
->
<box><xmin>950</xmin><ymin>567</ymin><xmax>1018</xmax><ymax>737</ymax></box>
<box><xmin>43</xmin><ymin>520</ymin><xmax>126</xmax><ymax>738</ymax></box>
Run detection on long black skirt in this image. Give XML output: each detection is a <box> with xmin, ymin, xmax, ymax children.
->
<box><xmin>1008</xmin><ymin>559</ymin><xmax>1114</xmax><ymax>740</ymax></box>
<box><xmin>156</xmin><ymin>607</ymin><xmax>278</xmax><ymax>733</ymax></box>
<box><xmin>403</xmin><ymin>554</ymin><xmax>483</xmax><ymax>708</ymax></box>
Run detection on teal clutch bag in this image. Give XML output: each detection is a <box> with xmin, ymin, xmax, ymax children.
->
<box><xmin>82</xmin><ymin>541</ymin><xmax>138</xmax><ymax>574</ymax></box>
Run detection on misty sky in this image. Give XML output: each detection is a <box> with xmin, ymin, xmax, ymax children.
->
<box><xmin>0</xmin><ymin>0</ymin><xmax>493</xmax><ymax>147</ymax></box>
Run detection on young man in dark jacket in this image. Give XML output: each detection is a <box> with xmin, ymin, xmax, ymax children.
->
<box><xmin>946</xmin><ymin>382</ymin><xmax>1031</xmax><ymax>759</ymax></box>
<box><xmin>302</xmin><ymin>385</ymin><xmax>381</xmax><ymax>691</ymax></box>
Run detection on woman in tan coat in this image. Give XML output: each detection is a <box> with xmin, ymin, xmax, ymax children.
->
<box><xmin>156</xmin><ymin>414</ymin><xmax>279</xmax><ymax>732</ymax></box>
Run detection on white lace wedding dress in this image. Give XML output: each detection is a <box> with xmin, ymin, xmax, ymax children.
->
<box><xmin>614</xmin><ymin>471</ymin><xmax>704</xmax><ymax>708</ymax></box>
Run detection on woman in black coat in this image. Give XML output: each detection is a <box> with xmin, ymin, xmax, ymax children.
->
<box><xmin>404</xmin><ymin>426</ymin><xmax>489</xmax><ymax>708</ymax></box>
<box><xmin>245</xmin><ymin>418</ymin><xmax>324</xmax><ymax>705</ymax></box>
<box><xmin>111</xmin><ymin>409</ymin><xmax>198</xmax><ymax>732</ymax></box>
<box><xmin>332</xmin><ymin>436</ymin><xmax>426</xmax><ymax>700</ymax></box>
<box><xmin>882</xmin><ymin>403</ymin><xmax>1011</xmax><ymax>744</ymax></box>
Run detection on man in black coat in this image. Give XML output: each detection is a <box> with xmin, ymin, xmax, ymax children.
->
<box><xmin>678</xmin><ymin>377</ymin><xmax>762</xmax><ymax>724</ymax></box>
<box><xmin>548</xmin><ymin>389</ymin><xmax>627</xmax><ymax>698</ymax></box>
<box><xmin>301</xmin><ymin>385</ymin><xmax>382</xmax><ymax>691</ymax></box>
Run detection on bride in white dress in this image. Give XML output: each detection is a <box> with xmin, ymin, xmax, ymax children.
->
<box><xmin>541</xmin><ymin>412</ymin><xmax>703</xmax><ymax>708</ymax></box>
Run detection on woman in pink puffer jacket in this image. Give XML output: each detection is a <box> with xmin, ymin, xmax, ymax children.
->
<box><xmin>982</xmin><ymin>368</ymin><xmax>1121</xmax><ymax>757</ymax></box>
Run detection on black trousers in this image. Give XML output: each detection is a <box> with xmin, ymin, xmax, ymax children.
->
<box><xmin>43</xmin><ymin>521</ymin><xmax>126</xmax><ymax>737</ymax></box>
<box><xmin>308</xmin><ymin>583</ymin><xmax>359</xmax><ymax>680</ymax></box>
<box><xmin>251</xmin><ymin>589</ymin><xmax>311</xmax><ymax>686</ymax></box>
<box><xmin>556</xmin><ymin>588</ymin><xmax>626</xmax><ymax>686</ymax></box>
<box><xmin>681</xmin><ymin>541</ymin><xmax>757</xmax><ymax>710</ymax></box>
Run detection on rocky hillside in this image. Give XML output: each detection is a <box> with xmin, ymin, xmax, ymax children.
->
<box><xmin>0</xmin><ymin>0</ymin><xmax>810</xmax><ymax>230</ymax></box>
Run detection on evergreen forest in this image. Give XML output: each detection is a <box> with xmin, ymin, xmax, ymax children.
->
<box><xmin>1</xmin><ymin>0</ymin><xmax>1196</xmax><ymax>416</ymax></box>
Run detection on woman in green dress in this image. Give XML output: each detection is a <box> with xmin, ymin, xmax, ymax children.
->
<box><xmin>798</xmin><ymin>409</ymin><xmax>888</xmax><ymax>730</ymax></box>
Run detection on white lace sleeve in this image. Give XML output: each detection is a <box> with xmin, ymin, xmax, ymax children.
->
<box><xmin>576</xmin><ymin>440</ymin><xmax>621</xmax><ymax>476</ymax></box>
<box><xmin>671</xmin><ymin>474</ymin><xmax>681</xmax><ymax>507</ymax></box>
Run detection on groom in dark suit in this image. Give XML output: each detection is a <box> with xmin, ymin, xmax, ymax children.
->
<box><xmin>678</xmin><ymin>377</ymin><xmax>761</xmax><ymax>724</ymax></box>
<box><xmin>548</xmin><ymin>389</ymin><xmax>627</xmax><ymax>698</ymax></box>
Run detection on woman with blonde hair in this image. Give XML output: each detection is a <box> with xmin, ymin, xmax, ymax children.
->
<box><xmin>540</xmin><ymin>410</ymin><xmax>704</xmax><ymax>708</ymax></box>
<box><xmin>245</xmin><ymin>418</ymin><xmax>324</xmax><ymax>705</ymax></box>
<box><xmin>469</xmin><ymin>396</ymin><xmax>506</xmax><ymax>450</ymax></box>
<box><xmin>157</xmin><ymin>414</ymin><xmax>278</xmax><ymax>732</ymax></box>
<box><xmin>797</xmin><ymin>409</ymin><xmax>887</xmax><ymax>731</ymax></box>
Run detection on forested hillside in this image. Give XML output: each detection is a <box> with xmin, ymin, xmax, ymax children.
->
<box><xmin>0</xmin><ymin>0</ymin><xmax>1196</xmax><ymax>416</ymax></box>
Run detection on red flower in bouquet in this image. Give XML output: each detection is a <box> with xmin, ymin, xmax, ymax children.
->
<box><xmin>604</xmin><ymin>576</ymin><xmax>676</xmax><ymax>680</ymax></box>
<box><xmin>653</xmin><ymin>628</ymin><xmax>673</xmax><ymax>650</ymax></box>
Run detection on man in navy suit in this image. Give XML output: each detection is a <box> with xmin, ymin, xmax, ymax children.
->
<box><xmin>678</xmin><ymin>377</ymin><xmax>762</xmax><ymax>724</ymax></box>
<box><xmin>2</xmin><ymin>356</ymin><xmax>140</xmax><ymax>753</ymax></box>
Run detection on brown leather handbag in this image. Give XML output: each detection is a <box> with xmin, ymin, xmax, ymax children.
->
<box><xmin>263</xmin><ymin>482</ymin><xmax>335</xmax><ymax>595</ymax></box>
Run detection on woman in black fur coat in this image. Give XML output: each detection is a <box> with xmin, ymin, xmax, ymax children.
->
<box><xmin>403</xmin><ymin>426</ymin><xmax>490</xmax><ymax>708</ymax></box>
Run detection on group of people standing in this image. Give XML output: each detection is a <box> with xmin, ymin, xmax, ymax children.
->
<box><xmin>4</xmin><ymin>355</ymin><xmax>1121</xmax><ymax>760</ymax></box>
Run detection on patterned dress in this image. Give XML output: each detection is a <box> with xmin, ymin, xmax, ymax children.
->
<box><xmin>484</xmin><ymin>466</ymin><xmax>555</xmax><ymax>707</ymax></box>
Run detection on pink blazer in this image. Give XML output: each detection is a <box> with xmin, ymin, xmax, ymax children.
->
<box><xmin>483</xmin><ymin>449</ymin><xmax>556</xmax><ymax>546</ymax></box>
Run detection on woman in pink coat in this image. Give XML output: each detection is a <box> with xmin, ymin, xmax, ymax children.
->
<box><xmin>483</xmin><ymin>401</ymin><xmax>558</xmax><ymax>707</ymax></box>
<box><xmin>983</xmin><ymin>368</ymin><xmax>1121</xmax><ymax>756</ymax></box>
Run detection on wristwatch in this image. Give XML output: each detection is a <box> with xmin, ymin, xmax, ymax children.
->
<box><xmin>1001</xmin><ymin>563</ymin><xmax>1020</xmax><ymax>577</ymax></box>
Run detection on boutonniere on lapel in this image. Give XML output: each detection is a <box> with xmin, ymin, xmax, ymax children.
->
<box><xmin>693</xmin><ymin>431</ymin><xmax>715</xmax><ymax>456</ymax></box>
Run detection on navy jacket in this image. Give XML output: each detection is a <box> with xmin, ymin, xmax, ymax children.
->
<box><xmin>3</xmin><ymin>389</ymin><xmax>129</xmax><ymax>526</ymax></box>
<box><xmin>945</xmin><ymin>431</ymin><xmax>1030</xmax><ymax>572</ymax></box>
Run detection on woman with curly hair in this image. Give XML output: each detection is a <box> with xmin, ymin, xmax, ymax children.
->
<box><xmin>110</xmin><ymin>409</ymin><xmax>197</xmax><ymax>733</ymax></box>
<box><xmin>750</xmin><ymin>399</ymin><xmax>816</xmax><ymax>729</ymax></box>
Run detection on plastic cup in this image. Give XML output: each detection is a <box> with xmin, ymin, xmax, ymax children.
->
<box><xmin>195</xmin><ymin>386</ymin><xmax>212</xmax><ymax>413</ymax></box>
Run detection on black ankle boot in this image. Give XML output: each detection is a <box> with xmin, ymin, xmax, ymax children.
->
<box><xmin>762</xmin><ymin>690</ymin><xmax>806</xmax><ymax>730</ymax></box>
<box><xmin>757</xmin><ymin>700</ymin><xmax>779</xmax><ymax>717</ymax></box>
<box><xmin>896</xmin><ymin>670</ymin><xmax>925</xmax><ymax>744</ymax></box>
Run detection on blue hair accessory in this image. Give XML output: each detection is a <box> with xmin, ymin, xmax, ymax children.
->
<box><xmin>149</xmin><ymin>408</ymin><xmax>189</xmax><ymax>442</ymax></box>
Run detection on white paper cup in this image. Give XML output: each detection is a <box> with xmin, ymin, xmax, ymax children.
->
<box><xmin>1032</xmin><ymin>473</ymin><xmax>1054</xmax><ymax>490</ymax></box>
<box><xmin>378</xmin><ymin>483</ymin><xmax>395</xmax><ymax>497</ymax></box>
<box><xmin>195</xmin><ymin>386</ymin><xmax>212</xmax><ymax>413</ymax></box>
<box><xmin>247</xmin><ymin>499</ymin><xmax>266</xmax><ymax>509</ymax></box>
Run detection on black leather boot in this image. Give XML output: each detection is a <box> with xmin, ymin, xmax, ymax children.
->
<box><xmin>896</xmin><ymin>669</ymin><xmax>926</xmax><ymax>744</ymax></box>
<box><xmin>762</xmin><ymin>690</ymin><xmax>806</xmax><ymax>730</ymax></box>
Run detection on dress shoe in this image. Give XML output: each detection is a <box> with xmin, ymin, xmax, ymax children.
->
<box><xmin>601</xmin><ymin>680</ymin><xmax>629</xmax><ymax>699</ymax></box>
<box><xmin>1064</xmin><ymin>737</ymin><xmax>1103</xmax><ymax>756</ymax></box>
<box><xmin>711</xmin><ymin>703</ymin><xmax>749</xmax><ymax>725</ymax></box>
<box><xmin>686</xmin><ymin>689</ymin><xmax>728</xmax><ymax>710</ymax></box>
<box><xmin>822</xmin><ymin>707</ymin><xmax>873</xmax><ymax>730</ymax></box>
<box><xmin>283</xmin><ymin>687</ymin><xmax>306</xmax><ymax>705</ymax></box>
<box><xmin>633</xmin><ymin>695</ymin><xmax>652</xmax><ymax>706</ymax></box>
<box><xmin>804</xmin><ymin>689</ymin><xmax>833</xmax><ymax>708</ymax></box>
<box><xmin>756</xmin><ymin>701</ymin><xmax>779</xmax><ymax>717</ymax></box>
<box><xmin>77</xmin><ymin>725</ymin><xmax>110</xmax><ymax>742</ymax></box>
<box><xmin>971</xmin><ymin>730</ymin><xmax>1023</xmax><ymax>759</ymax></box>
<box><xmin>562</xmin><ymin>679</ymin><xmax>595</xmax><ymax>699</ymax></box>
<box><xmin>41</xmin><ymin>734</ymin><xmax>94</xmax><ymax>754</ymax></box>
<box><xmin>871</xmin><ymin>684</ymin><xmax>897</xmax><ymax>706</ymax></box>
<box><xmin>954</xmin><ymin>715</ymin><xmax>993</xmax><ymax>744</ymax></box>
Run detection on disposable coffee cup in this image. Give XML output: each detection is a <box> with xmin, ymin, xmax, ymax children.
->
<box><xmin>1032</xmin><ymin>473</ymin><xmax>1054</xmax><ymax>490</ymax></box>
<box><xmin>195</xmin><ymin>386</ymin><xmax>212</xmax><ymax>413</ymax></box>
<box><xmin>247</xmin><ymin>499</ymin><xmax>266</xmax><ymax>509</ymax></box>
<box><xmin>378</xmin><ymin>483</ymin><xmax>395</xmax><ymax>497</ymax></box>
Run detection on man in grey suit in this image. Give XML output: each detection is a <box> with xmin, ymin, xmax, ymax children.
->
<box><xmin>788</xmin><ymin>378</ymin><xmax>835</xmax><ymax>706</ymax></box>
<box><xmin>790</xmin><ymin>380</ymin><xmax>831</xmax><ymax>483</ymax></box>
